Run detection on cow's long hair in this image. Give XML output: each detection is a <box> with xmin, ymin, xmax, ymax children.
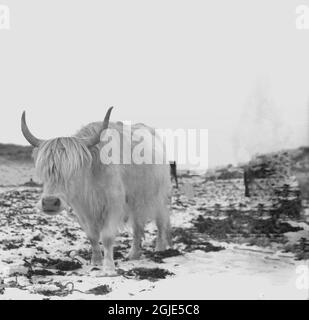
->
<box><xmin>35</xmin><ymin>121</ymin><xmax>110</xmax><ymax>184</ymax></box>
<box><xmin>35</xmin><ymin>137</ymin><xmax>93</xmax><ymax>185</ymax></box>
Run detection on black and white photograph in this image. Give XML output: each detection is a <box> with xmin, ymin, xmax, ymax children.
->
<box><xmin>0</xmin><ymin>1</ymin><xmax>308</xmax><ymax>303</ymax></box>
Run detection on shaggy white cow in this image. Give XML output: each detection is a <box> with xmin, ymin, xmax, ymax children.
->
<box><xmin>21</xmin><ymin>108</ymin><xmax>172</xmax><ymax>275</ymax></box>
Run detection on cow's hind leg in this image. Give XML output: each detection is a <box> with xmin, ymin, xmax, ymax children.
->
<box><xmin>128</xmin><ymin>220</ymin><xmax>144</xmax><ymax>260</ymax></box>
<box><xmin>155</xmin><ymin>206</ymin><xmax>171</xmax><ymax>252</ymax></box>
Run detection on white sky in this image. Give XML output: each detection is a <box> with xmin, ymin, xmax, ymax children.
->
<box><xmin>0</xmin><ymin>1</ymin><xmax>308</xmax><ymax>168</ymax></box>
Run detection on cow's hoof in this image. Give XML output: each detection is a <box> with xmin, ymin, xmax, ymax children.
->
<box><xmin>86</xmin><ymin>265</ymin><xmax>117</xmax><ymax>277</ymax></box>
<box><xmin>90</xmin><ymin>260</ymin><xmax>103</xmax><ymax>268</ymax></box>
<box><xmin>96</xmin><ymin>267</ymin><xmax>118</xmax><ymax>277</ymax></box>
<box><xmin>127</xmin><ymin>250</ymin><xmax>142</xmax><ymax>260</ymax></box>
<box><xmin>155</xmin><ymin>245</ymin><xmax>168</xmax><ymax>252</ymax></box>
<box><xmin>155</xmin><ymin>240</ymin><xmax>170</xmax><ymax>252</ymax></box>
<box><xmin>86</xmin><ymin>265</ymin><xmax>100</xmax><ymax>273</ymax></box>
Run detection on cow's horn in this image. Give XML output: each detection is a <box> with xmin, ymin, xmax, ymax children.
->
<box><xmin>83</xmin><ymin>106</ymin><xmax>113</xmax><ymax>147</ymax></box>
<box><xmin>21</xmin><ymin>111</ymin><xmax>44</xmax><ymax>147</ymax></box>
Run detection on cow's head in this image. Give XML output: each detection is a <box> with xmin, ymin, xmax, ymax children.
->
<box><xmin>21</xmin><ymin>107</ymin><xmax>113</xmax><ymax>215</ymax></box>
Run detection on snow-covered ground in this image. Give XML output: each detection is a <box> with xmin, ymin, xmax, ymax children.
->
<box><xmin>0</xmin><ymin>175</ymin><xmax>308</xmax><ymax>300</ymax></box>
<box><xmin>2</xmin><ymin>246</ymin><xmax>307</xmax><ymax>300</ymax></box>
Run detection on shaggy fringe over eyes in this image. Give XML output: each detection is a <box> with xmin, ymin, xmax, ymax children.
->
<box><xmin>36</xmin><ymin>137</ymin><xmax>93</xmax><ymax>184</ymax></box>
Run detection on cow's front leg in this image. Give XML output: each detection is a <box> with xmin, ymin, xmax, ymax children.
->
<box><xmin>101</xmin><ymin>235</ymin><xmax>117</xmax><ymax>276</ymax></box>
<box><xmin>89</xmin><ymin>235</ymin><xmax>103</xmax><ymax>266</ymax></box>
<box><xmin>73</xmin><ymin>212</ymin><xmax>103</xmax><ymax>266</ymax></box>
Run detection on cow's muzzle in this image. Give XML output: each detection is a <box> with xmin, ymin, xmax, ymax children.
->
<box><xmin>41</xmin><ymin>196</ymin><xmax>62</xmax><ymax>214</ymax></box>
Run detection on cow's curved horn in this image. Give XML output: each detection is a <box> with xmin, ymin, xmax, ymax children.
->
<box><xmin>21</xmin><ymin>111</ymin><xmax>44</xmax><ymax>147</ymax></box>
<box><xmin>83</xmin><ymin>106</ymin><xmax>113</xmax><ymax>147</ymax></box>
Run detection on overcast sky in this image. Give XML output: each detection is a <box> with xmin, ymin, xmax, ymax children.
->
<box><xmin>0</xmin><ymin>1</ymin><xmax>308</xmax><ymax>168</ymax></box>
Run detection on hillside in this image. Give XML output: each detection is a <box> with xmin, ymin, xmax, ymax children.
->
<box><xmin>0</xmin><ymin>143</ymin><xmax>35</xmax><ymax>186</ymax></box>
<box><xmin>0</xmin><ymin>143</ymin><xmax>33</xmax><ymax>163</ymax></box>
<box><xmin>204</xmin><ymin>146</ymin><xmax>309</xmax><ymax>203</ymax></box>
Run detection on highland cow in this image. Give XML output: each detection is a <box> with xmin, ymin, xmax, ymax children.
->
<box><xmin>21</xmin><ymin>108</ymin><xmax>172</xmax><ymax>276</ymax></box>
